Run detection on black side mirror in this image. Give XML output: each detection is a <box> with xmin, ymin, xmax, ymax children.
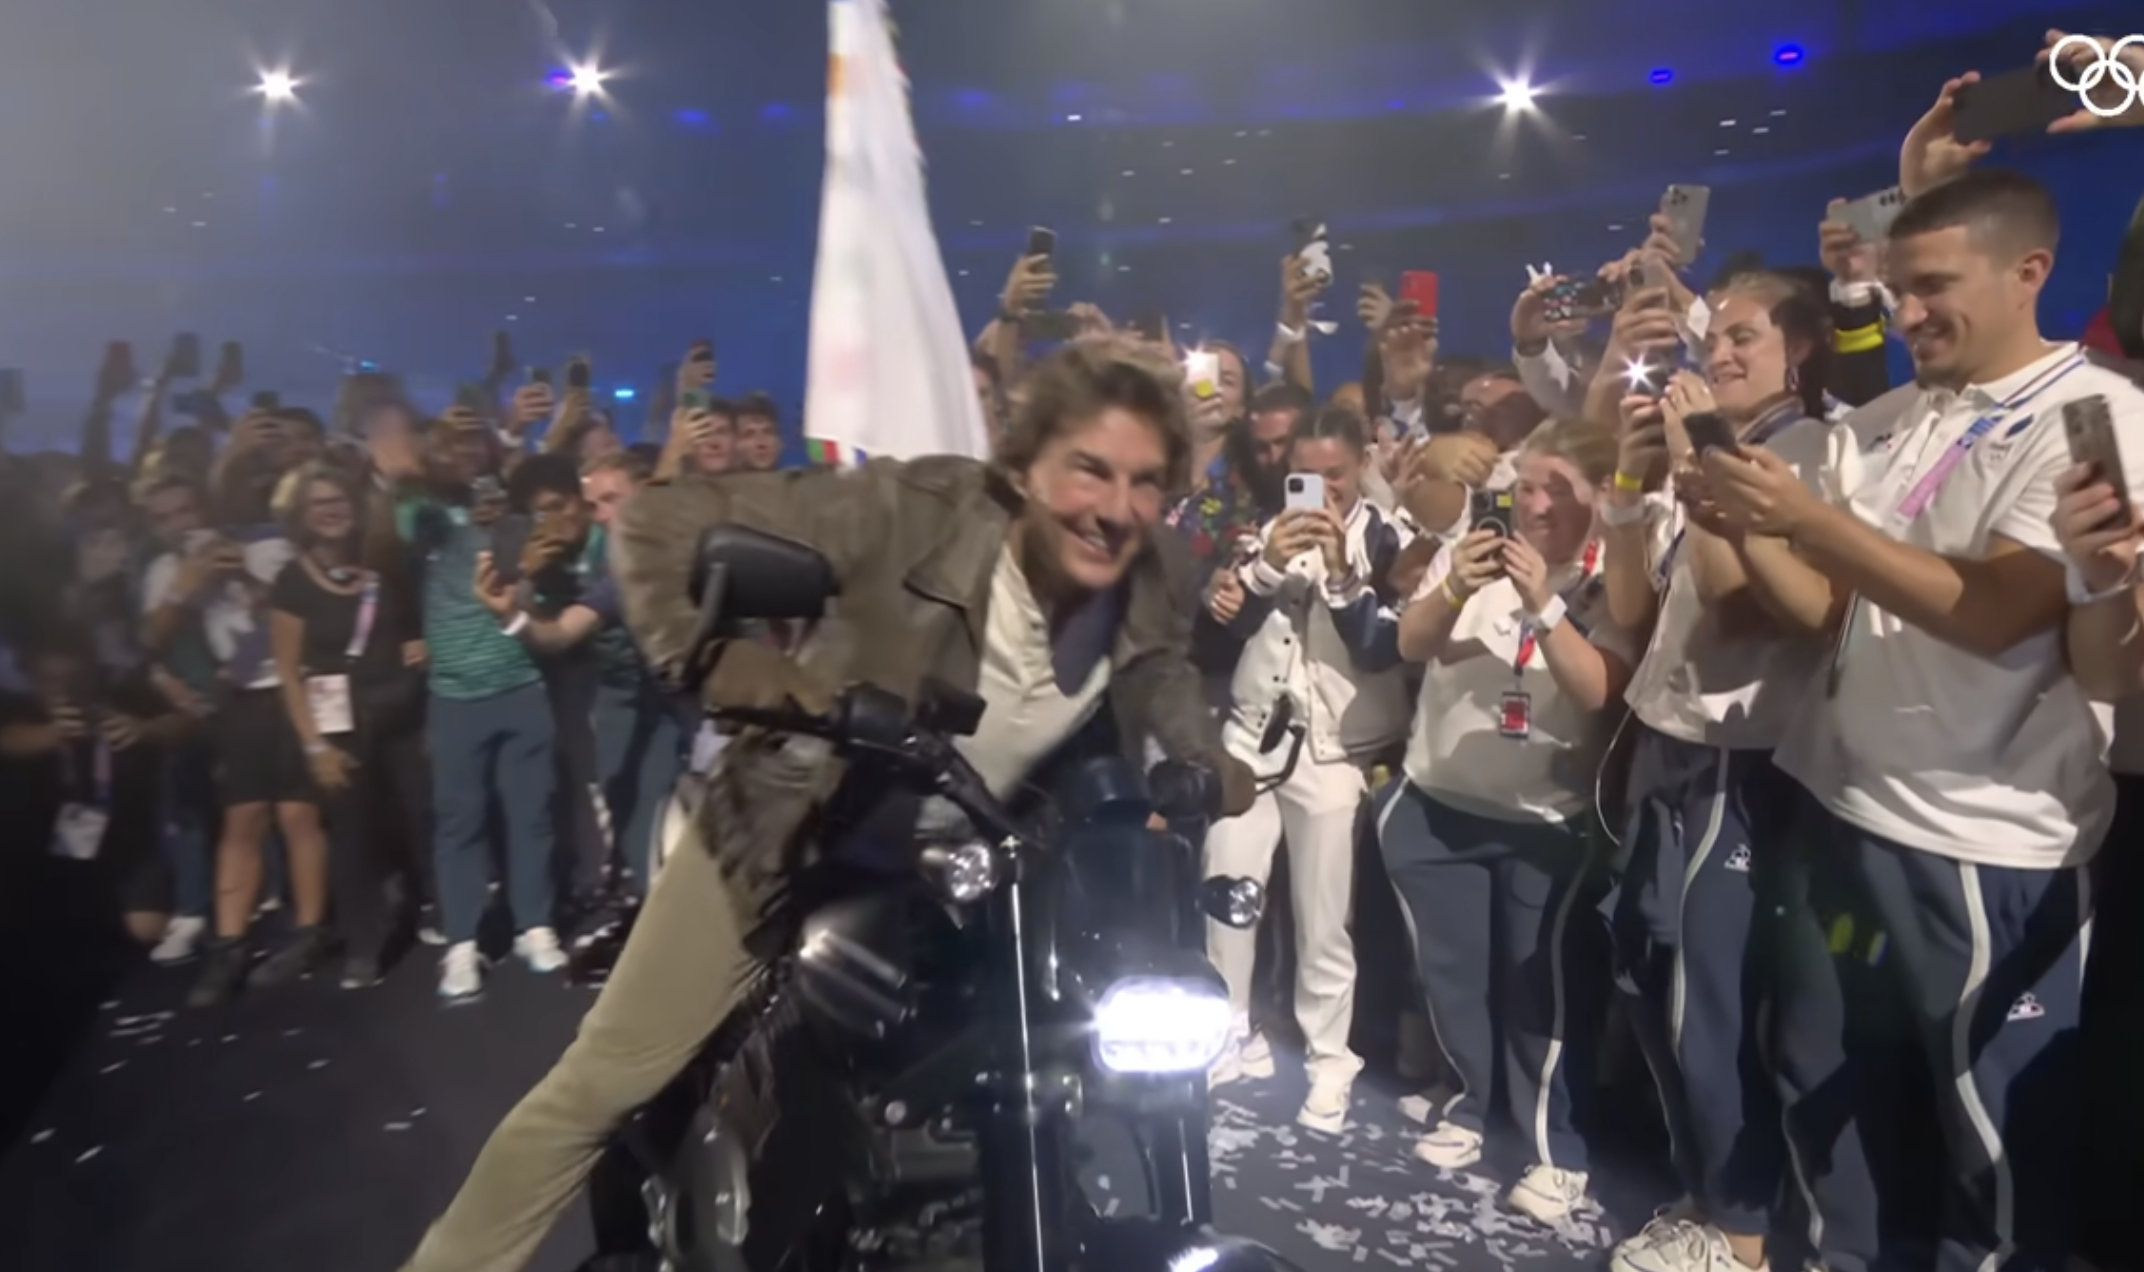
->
<box><xmin>689</xmin><ymin>524</ymin><xmax>836</xmax><ymax>621</ymax></box>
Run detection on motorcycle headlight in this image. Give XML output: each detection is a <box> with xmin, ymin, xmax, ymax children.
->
<box><xmin>1092</xmin><ymin>977</ymin><xmax>1232</xmax><ymax>1074</ymax></box>
<box><xmin>919</xmin><ymin>840</ymin><xmax>999</xmax><ymax>904</ymax></box>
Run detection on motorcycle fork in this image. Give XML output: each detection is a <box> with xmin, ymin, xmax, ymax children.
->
<box><xmin>977</xmin><ymin>861</ymin><xmax>1072</xmax><ymax>1272</ymax></box>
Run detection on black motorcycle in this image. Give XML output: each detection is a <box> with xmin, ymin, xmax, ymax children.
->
<box><xmin>582</xmin><ymin>526</ymin><xmax>1301</xmax><ymax>1272</ymax></box>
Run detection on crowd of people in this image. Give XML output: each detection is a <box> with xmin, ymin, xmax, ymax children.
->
<box><xmin>4</xmin><ymin>27</ymin><xmax>2143</xmax><ymax>1272</ymax></box>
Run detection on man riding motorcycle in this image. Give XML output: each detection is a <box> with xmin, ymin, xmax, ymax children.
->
<box><xmin>400</xmin><ymin>338</ymin><xmax>1257</xmax><ymax>1272</ymax></box>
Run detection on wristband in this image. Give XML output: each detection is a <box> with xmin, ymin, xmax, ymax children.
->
<box><xmin>2065</xmin><ymin>560</ymin><xmax>2135</xmax><ymax>606</ymax></box>
<box><xmin>1441</xmin><ymin>578</ymin><xmax>1467</xmax><ymax>609</ymax></box>
<box><xmin>1599</xmin><ymin>497</ymin><xmax>1653</xmax><ymax>528</ymax></box>
<box><xmin>1275</xmin><ymin>322</ymin><xmax>1307</xmax><ymax>346</ymax></box>
<box><xmin>303</xmin><ymin>740</ymin><xmax>330</xmax><ymax>758</ymax></box>
<box><xmin>502</xmin><ymin>611</ymin><xmax>531</xmax><ymax>638</ymax></box>
<box><xmin>1613</xmin><ymin>471</ymin><xmax>1645</xmax><ymax>493</ymax></box>
<box><xmin>1834</xmin><ymin>321</ymin><xmax>1885</xmax><ymax>356</ymax></box>
<box><xmin>1530</xmin><ymin>594</ymin><xmax>1570</xmax><ymax>632</ymax></box>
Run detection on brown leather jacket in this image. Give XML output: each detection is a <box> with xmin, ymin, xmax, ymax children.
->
<box><xmin>610</xmin><ymin>454</ymin><xmax>1254</xmax><ymax>947</ymax></box>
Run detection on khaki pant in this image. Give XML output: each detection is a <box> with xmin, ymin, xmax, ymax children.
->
<box><xmin>402</xmin><ymin>829</ymin><xmax>751</xmax><ymax>1272</ymax></box>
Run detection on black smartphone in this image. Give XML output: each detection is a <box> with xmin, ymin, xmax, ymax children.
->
<box><xmin>488</xmin><ymin>513</ymin><xmax>533</xmax><ymax>585</ymax></box>
<box><xmin>1542</xmin><ymin>276</ymin><xmax>1622</xmax><ymax>324</ymax></box>
<box><xmin>490</xmin><ymin>330</ymin><xmax>515</xmax><ymax>378</ymax></box>
<box><xmin>103</xmin><ymin>341</ymin><xmax>137</xmax><ymax>385</ymax></box>
<box><xmin>1131</xmin><ymin>309</ymin><xmax>1167</xmax><ymax>342</ymax></box>
<box><xmin>1026</xmin><ymin>226</ymin><xmax>1057</xmax><ymax>259</ymax></box>
<box><xmin>1952</xmin><ymin>66</ymin><xmax>2077</xmax><ymax>144</ymax></box>
<box><xmin>1019</xmin><ymin>310</ymin><xmax>1083</xmax><ymax>342</ymax></box>
<box><xmin>1469</xmin><ymin>487</ymin><xmax>1515</xmax><ymax>539</ymax></box>
<box><xmin>566</xmin><ymin>357</ymin><xmax>592</xmax><ymax>391</ymax></box>
<box><xmin>250</xmin><ymin>390</ymin><xmax>281</xmax><ymax>412</ymax></box>
<box><xmin>218</xmin><ymin>341</ymin><xmax>244</xmax><ymax>386</ymax></box>
<box><xmin>454</xmin><ymin>382</ymin><xmax>491</xmax><ymax>414</ymax></box>
<box><xmin>680</xmin><ymin>389</ymin><xmax>713</xmax><ymax>413</ymax></box>
<box><xmin>1683</xmin><ymin>411</ymin><xmax>1739</xmax><ymax>455</ymax></box>
<box><xmin>1291</xmin><ymin>217</ymin><xmax>1333</xmax><ymax>284</ymax></box>
<box><xmin>169</xmin><ymin>332</ymin><xmax>202</xmax><ymax>380</ymax></box>
<box><xmin>2064</xmin><ymin>396</ymin><xmax>2133</xmax><ymax>531</ymax></box>
<box><xmin>0</xmin><ymin>368</ymin><xmax>23</xmax><ymax>415</ymax></box>
<box><xmin>529</xmin><ymin>366</ymin><xmax>553</xmax><ymax>387</ymax></box>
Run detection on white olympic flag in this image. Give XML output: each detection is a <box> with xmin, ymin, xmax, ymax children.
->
<box><xmin>802</xmin><ymin>0</ymin><xmax>990</xmax><ymax>466</ymax></box>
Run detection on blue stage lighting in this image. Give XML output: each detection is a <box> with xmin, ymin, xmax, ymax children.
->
<box><xmin>674</xmin><ymin>109</ymin><xmax>710</xmax><ymax>127</ymax></box>
<box><xmin>612</xmin><ymin>387</ymin><xmax>636</xmax><ymax>401</ymax></box>
<box><xmin>1649</xmin><ymin>68</ymin><xmax>1674</xmax><ymax>84</ymax></box>
<box><xmin>1774</xmin><ymin>45</ymin><xmax>1804</xmax><ymax>65</ymax></box>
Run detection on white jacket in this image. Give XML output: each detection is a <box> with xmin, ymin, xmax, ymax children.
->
<box><xmin>1220</xmin><ymin>500</ymin><xmax>1414</xmax><ymax>769</ymax></box>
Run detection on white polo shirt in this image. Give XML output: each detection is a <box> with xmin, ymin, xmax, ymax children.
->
<box><xmin>1775</xmin><ymin>343</ymin><xmax>2144</xmax><ymax>869</ymax></box>
<box><xmin>1403</xmin><ymin>541</ymin><xmax>1637</xmax><ymax>822</ymax></box>
<box><xmin>954</xmin><ymin>545</ymin><xmax>1113</xmax><ymax>800</ymax></box>
<box><xmin>1625</xmin><ymin>413</ymin><xmax>1844</xmax><ymax>751</ymax></box>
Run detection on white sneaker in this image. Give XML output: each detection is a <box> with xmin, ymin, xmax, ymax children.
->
<box><xmin>150</xmin><ymin>916</ymin><xmax>207</xmax><ymax>964</ymax></box>
<box><xmin>1238</xmin><ymin>1032</ymin><xmax>1275</xmax><ymax>1078</ymax></box>
<box><xmin>1297</xmin><ymin>1073</ymin><xmax>1353</xmax><ymax>1134</ymax></box>
<box><xmin>1611</xmin><ymin>1217</ymin><xmax>1762</xmax><ymax>1272</ymax></box>
<box><xmin>1208</xmin><ymin>1031</ymin><xmax>1277</xmax><ymax>1088</ymax></box>
<box><xmin>1413</xmin><ymin>1120</ymin><xmax>1484</xmax><ymax>1169</ymax></box>
<box><xmin>438</xmin><ymin>941</ymin><xmax>485</xmax><ymax>1002</ymax></box>
<box><xmin>514</xmin><ymin>926</ymin><xmax>568</xmax><ymax>974</ymax></box>
<box><xmin>1610</xmin><ymin>1202</ymin><xmax>1703</xmax><ymax>1265</ymax></box>
<box><xmin>1508</xmin><ymin>1164</ymin><xmax>1590</xmax><ymax>1224</ymax></box>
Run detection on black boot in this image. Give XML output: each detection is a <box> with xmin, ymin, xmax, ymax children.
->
<box><xmin>248</xmin><ymin>925</ymin><xmax>333</xmax><ymax>990</ymax></box>
<box><xmin>187</xmin><ymin>938</ymin><xmax>249</xmax><ymax>1008</ymax></box>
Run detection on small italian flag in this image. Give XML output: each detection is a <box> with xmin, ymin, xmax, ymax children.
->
<box><xmin>804</xmin><ymin>437</ymin><xmax>865</xmax><ymax>467</ymax></box>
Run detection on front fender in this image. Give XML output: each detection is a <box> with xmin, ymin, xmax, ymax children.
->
<box><xmin>1078</xmin><ymin>1220</ymin><xmax>1308</xmax><ymax>1272</ymax></box>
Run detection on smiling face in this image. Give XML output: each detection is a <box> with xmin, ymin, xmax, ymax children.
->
<box><xmin>736</xmin><ymin>413</ymin><xmax>781</xmax><ymax>471</ymax></box>
<box><xmin>1289</xmin><ymin>435</ymin><xmax>1364</xmax><ymax>515</ymax></box>
<box><xmin>1012</xmin><ymin>406</ymin><xmax>1171</xmax><ymax>596</ymax></box>
<box><xmin>1887</xmin><ymin>223</ymin><xmax>2050</xmax><ymax>388</ymax></box>
<box><xmin>1702</xmin><ymin>291</ymin><xmax>1799</xmax><ymax>417</ymax></box>
<box><xmin>1510</xmin><ymin>448</ymin><xmax>1600</xmax><ymax>565</ymax></box>
<box><xmin>301</xmin><ymin>478</ymin><xmax>356</xmax><ymax>545</ymax></box>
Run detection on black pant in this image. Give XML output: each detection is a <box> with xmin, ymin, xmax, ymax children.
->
<box><xmin>1771</xmin><ymin>791</ymin><xmax>2091</xmax><ymax>1272</ymax></box>
<box><xmin>322</xmin><ymin>722</ymin><xmax>431</xmax><ymax>960</ymax></box>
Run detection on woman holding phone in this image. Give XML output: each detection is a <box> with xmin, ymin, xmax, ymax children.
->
<box><xmin>1380</xmin><ymin>417</ymin><xmax>1634</xmax><ymax>1223</ymax></box>
<box><xmin>1596</xmin><ymin>270</ymin><xmax>1840</xmax><ymax>1272</ymax></box>
<box><xmin>267</xmin><ymin>462</ymin><xmax>428</xmax><ymax>988</ymax></box>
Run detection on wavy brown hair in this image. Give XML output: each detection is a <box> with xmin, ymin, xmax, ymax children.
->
<box><xmin>992</xmin><ymin>338</ymin><xmax>1194</xmax><ymax>498</ymax></box>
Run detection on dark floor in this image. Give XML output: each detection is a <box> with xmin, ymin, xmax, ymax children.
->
<box><xmin>0</xmin><ymin>951</ymin><xmax>1665</xmax><ymax>1272</ymax></box>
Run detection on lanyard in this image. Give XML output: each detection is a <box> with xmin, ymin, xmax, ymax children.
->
<box><xmin>1654</xmin><ymin>401</ymin><xmax>1806</xmax><ymax>588</ymax></box>
<box><xmin>1891</xmin><ymin>355</ymin><xmax>2084</xmax><ymax>521</ymax></box>
<box><xmin>1513</xmin><ymin>540</ymin><xmax>1600</xmax><ymax>676</ymax></box>
<box><xmin>345</xmin><ymin>574</ymin><xmax>380</xmax><ymax>661</ymax></box>
<box><xmin>60</xmin><ymin>737</ymin><xmax>112</xmax><ymax>806</ymax></box>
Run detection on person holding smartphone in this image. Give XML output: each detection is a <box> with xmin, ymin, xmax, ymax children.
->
<box><xmin>1595</xmin><ymin>270</ymin><xmax>1848</xmax><ymax>1272</ymax></box>
<box><xmin>1201</xmin><ymin>408</ymin><xmax>1412</xmax><ymax>1133</ymax></box>
<box><xmin>1380</xmin><ymin>417</ymin><xmax>1635</xmax><ymax>1225</ymax></box>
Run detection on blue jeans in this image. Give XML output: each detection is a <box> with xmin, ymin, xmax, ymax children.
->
<box><xmin>592</xmin><ymin>679</ymin><xmax>684</xmax><ymax>898</ymax></box>
<box><xmin>428</xmin><ymin>683</ymin><xmax>558</xmax><ymax>944</ymax></box>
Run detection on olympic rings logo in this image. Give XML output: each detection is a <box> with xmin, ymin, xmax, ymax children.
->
<box><xmin>2047</xmin><ymin>33</ymin><xmax>2144</xmax><ymax>119</ymax></box>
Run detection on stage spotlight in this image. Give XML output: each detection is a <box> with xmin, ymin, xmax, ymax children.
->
<box><xmin>257</xmin><ymin>70</ymin><xmax>297</xmax><ymax>102</ymax></box>
<box><xmin>568</xmin><ymin>63</ymin><xmax>607</xmax><ymax>96</ymax></box>
<box><xmin>1774</xmin><ymin>44</ymin><xmax>1805</xmax><ymax>66</ymax></box>
<box><xmin>1499</xmin><ymin>80</ymin><xmax>1537</xmax><ymax>111</ymax></box>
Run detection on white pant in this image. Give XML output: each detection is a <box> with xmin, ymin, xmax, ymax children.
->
<box><xmin>1202</xmin><ymin>751</ymin><xmax>1367</xmax><ymax>1082</ymax></box>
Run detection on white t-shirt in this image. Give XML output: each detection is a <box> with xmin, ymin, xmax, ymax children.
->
<box><xmin>1775</xmin><ymin>344</ymin><xmax>2144</xmax><ymax>869</ymax></box>
<box><xmin>955</xmin><ymin>545</ymin><xmax>1112</xmax><ymax>800</ymax></box>
<box><xmin>1403</xmin><ymin>540</ymin><xmax>1637</xmax><ymax>822</ymax></box>
<box><xmin>143</xmin><ymin>534</ymin><xmax>296</xmax><ymax>691</ymax></box>
<box><xmin>1625</xmin><ymin>415</ymin><xmax>1839</xmax><ymax>751</ymax></box>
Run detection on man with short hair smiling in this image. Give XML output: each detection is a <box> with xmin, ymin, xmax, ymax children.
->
<box><xmin>1703</xmin><ymin>168</ymin><xmax>2144</xmax><ymax>1272</ymax></box>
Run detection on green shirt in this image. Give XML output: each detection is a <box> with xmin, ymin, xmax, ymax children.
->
<box><xmin>531</xmin><ymin>526</ymin><xmax>649</xmax><ymax>692</ymax></box>
<box><xmin>396</xmin><ymin>496</ymin><xmax>541</xmax><ymax>702</ymax></box>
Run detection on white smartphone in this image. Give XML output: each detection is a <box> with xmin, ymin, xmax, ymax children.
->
<box><xmin>1184</xmin><ymin>350</ymin><xmax>1220</xmax><ymax>400</ymax></box>
<box><xmin>1284</xmin><ymin>473</ymin><xmax>1326</xmax><ymax>512</ymax></box>
<box><xmin>1659</xmin><ymin>185</ymin><xmax>1711</xmax><ymax>267</ymax></box>
<box><xmin>1836</xmin><ymin>186</ymin><xmax>1908</xmax><ymax>245</ymax></box>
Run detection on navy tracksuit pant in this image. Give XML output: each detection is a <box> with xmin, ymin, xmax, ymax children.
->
<box><xmin>1606</xmin><ymin>726</ymin><xmax>1790</xmax><ymax>1237</ymax></box>
<box><xmin>1378</xmin><ymin>782</ymin><xmax>1600</xmax><ymax>1172</ymax></box>
<box><xmin>1770</xmin><ymin>789</ymin><xmax>2092</xmax><ymax>1272</ymax></box>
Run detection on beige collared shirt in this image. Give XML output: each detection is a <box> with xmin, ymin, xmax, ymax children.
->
<box><xmin>953</xmin><ymin>545</ymin><xmax>1113</xmax><ymax>800</ymax></box>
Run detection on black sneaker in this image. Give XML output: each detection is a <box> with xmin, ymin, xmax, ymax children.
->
<box><xmin>187</xmin><ymin>938</ymin><xmax>249</xmax><ymax>1008</ymax></box>
<box><xmin>248</xmin><ymin>925</ymin><xmax>333</xmax><ymax>990</ymax></box>
<box><xmin>340</xmin><ymin>953</ymin><xmax>382</xmax><ymax>990</ymax></box>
